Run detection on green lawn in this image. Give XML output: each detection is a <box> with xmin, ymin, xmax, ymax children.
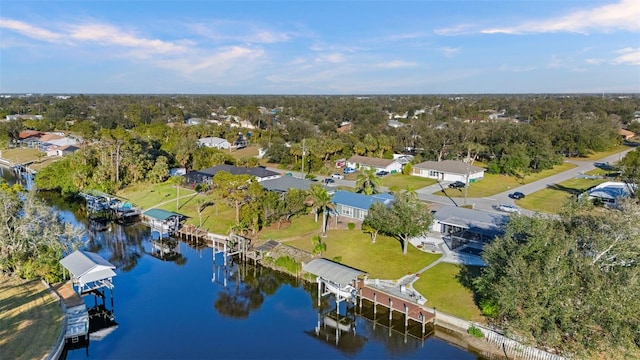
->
<box><xmin>381</xmin><ymin>173</ymin><xmax>437</xmax><ymax>191</ymax></box>
<box><xmin>0</xmin><ymin>276</ymin><xmax>63</xmax><ymax>360</ymax></box>
<box><xmin>433</xmin><ymin>162</ymin><xmax>578</xmax><ymax>198</ymax></box>
<box><xmin>570</xmin><ymin>144</ymin><xmax>632</xmax><ymax>161</ymax></box>
<box><xmin>284</xmin><ymin>230</ymin><xmax>441</xmax><ymax>279</ymax></box>
<box><xmin>117</xmin><ymin>181</ymin><xmax>196</xmax><ymax>210</ymax></box>
<box><xmin>413</xmin><ymin>263</ymin><xmax>484</xmax><ymax>322</ymax></box>
<box><xmin>517</xmin><ymin>177</ymin><xmax>608</xmax><ymax>213</ymax></box>
<box><xmin>0</xmin><ymin>148</ymin><xmax>41</xmax><ymax>164</ymax></box>
<box><xmin>258</xmin><ymin>213</ymin><xmax>320</xmax><ymax>240</ymax></box>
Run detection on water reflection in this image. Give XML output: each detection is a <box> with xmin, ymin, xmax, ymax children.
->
<box><xmin>0</xmin><ymin>168</ymin><xmax>482</xmax><ymax>359</ymax></box>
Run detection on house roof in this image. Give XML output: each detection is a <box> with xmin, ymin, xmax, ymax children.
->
<box><xmin>60</xmin><ymin>250</ymin><xmax>116</xmax><ymax>285</ymax></box>
<box><xmin>143</xmin><ymin>208</ymin><xmax>183</xmax><ymax>221</ymax></box>
<box><xmin>587</xmin><ymin>181</ymin><xmax>632</xmax><ymax>200</ymax></box>
<box><xmin>346</xmin><ymin>155</ymin><xmax>397</xmax><ymax>168</ymax></box>
<box><xmin>18</xmin><ymin>130</ymin><xmax>43</xmax><ymax>139</ymax></box>
<box><xmin>260</xmin><ymin>176</ymin><xmax>320</xmax><ymax>192</ymax></box>
<box><xmin>197</xmin><ymin>164</ymin><xmax>280</xmax><ymax>179</ymax></box>
<box><xmin>59</xmin><ymin>145</ymin><xmax>81</xmax><ymax>152</ymax></box>
<box><xmin>198</xmin><ymin>137</ymin><xmax>229</xmax><ymax>146</ymax></box>
<box><xmin>302</xmin><ymin>258</ymin><xmax>367</xmax><ymax>285</ymax></box>
<box><xmin>619</xmin><ymin>129</ymin><xmax>635</xmax><ymax>138</ymax></box>
<box><xmin>39</xmin><ymin>133</ymin><xmax>64</xmax><ymax>142</ymax></box>
<box><xmin>433</xmin><ymin>205</ymin><xmax>507</xmax><ymax>237</ymax></box>
<box><xmin>413</xmin><ymin>160</ymin><xmax>484</xmax><ymax>175</ymax></box>
<box><xmin>331</xmin><ymin>190</ymin><xmax>394</xmax><ymax>211</ymax></box>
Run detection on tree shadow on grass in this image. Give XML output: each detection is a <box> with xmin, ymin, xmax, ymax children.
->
<box><xmin>456</xmin><ymin>264</ymin><xmax>484</xmax><ymax>309</ymax></box>
<box><xmin>436</xmin><ymin>181</ymin><xmax>459</xmax><ymax>207</ymax></box>
<box><xmin>546</xmin><ymin>183</ymin><xmax>584</xmax><ymax>196</ymax></box>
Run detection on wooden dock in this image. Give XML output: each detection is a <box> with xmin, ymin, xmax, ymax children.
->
<box><xmin>51</xmin><ymin>281</ymin><xmax>89</xmax><ymax>343</ymax></box>
<box><xmin>355</xmin><ymin>279</ymin><xmax>434</xmax><ymax>337</ymax></box>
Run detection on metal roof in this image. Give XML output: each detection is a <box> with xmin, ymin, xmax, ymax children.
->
<box><xmin>413</xmin><ymin>160</ymin><xmax>484</xmax><ymax>175</ymax></box>
<box><xmin>433</xmin><ymin>205</ymin><xmax>508</xmax><ymax>237</ymax></box>
<box><xmin>331</xmin><ymin>191</ymin><xmax>394</xmax><ymax>211</ymax></box>
<box><xmin>143</xmin><ymin>208</ymin><xmax>183</xmax><ymax>221</ymax></box>
<box><xmin>303</xmin><ymin>258</ymin><xmax>366</xmax><ymax>285</ymax></box>
<box><xmin>60</xmin><ymin>250</ymin><xmax>116</xmax><ymax>285</ymax></box>
<box><xmin>196</xmin><ymin>164</ymin><xmax>280</xmax><ymax>179</ymax></box>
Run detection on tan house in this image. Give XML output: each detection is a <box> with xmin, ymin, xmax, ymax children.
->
<box><xmin>412</xmin><ymin>160</ymin><xmax>485</xmax><ymax>183</ymax></box>
<box><xmin>346</xmin><ymin>155</ymin><xmax>403</xmax><ymax>173</ymax></box>
<box><xmin>619</xmin><ymin>129</ymin><xmax>635</xmax><ymax>140</ymax></box>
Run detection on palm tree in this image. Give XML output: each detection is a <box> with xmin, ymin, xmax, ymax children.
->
<box><xmin>308</xmin><ymin>185</ymin><xmax>335</xmax><ymax>237</ymax></box>
<box><xmin>356</xmin><ymin>167</ymin><xmax>382</xmax><ymax>195</ymax></box>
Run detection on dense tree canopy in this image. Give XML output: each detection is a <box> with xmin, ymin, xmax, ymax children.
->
<box><xmin>0</xmin><ymin>181</ymin><xmax>85</xmax><ymax>282</ymax></box>
<box><xmin>475</xmin><ymin>199</ymin><xmax>640</xmax><ymax>358</ymax></box>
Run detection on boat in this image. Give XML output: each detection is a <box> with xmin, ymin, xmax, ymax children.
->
<box><xmin>319</xmin><ymin>277</ymin><xmax>357</xmax><ymax>299</ymax></box>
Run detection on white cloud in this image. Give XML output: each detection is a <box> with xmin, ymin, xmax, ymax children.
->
<box><xmin>612</xmin><ymin>47</ymin><xmax>640</xmax><ymax>65</ymax></box>
<box><xmin>481</xmin><ymin>0</ymin><xmax>640</xmax><ymax>34</ymax></box>
<box><xmin>436</xmin><ymin>0</ymin><xmax>640</xmax><ymax>36</ymax></box>
<box><xmin>585</xmin><ymin>58</ymin><xmax>605</xmax><ymax>65</ymax></box>
<box><xmin>0</xmin><ymin>18</ymin><xmax>65</xmax><ymax>43</ymax></box>
<box><xmin>188</xmin><ymin>21</ymin><xmax>291</xmax><ymax>44</ymax></box>
<box><xmin>499</xmin><ymin>64</ymin><xmax>537</xmax><ymax>72</ymax></box>
<box><xmin>66</xmin><ymin>23</ymin><xmax>190</xmax><ymax>55</ymax></box>
<box><xmin>440</xmin><ymin>47</ymin><xmax>460</xmax><ymax>58</ymax></box>
<box><xmin>315</xmin><ymin>53</ymin><xmax>345</xmax><ymax>63</ymax></box>
<box><xmin>372</xmin><ymin>60</ymin><xmax>417</xmax><ymax>69</ymax></box>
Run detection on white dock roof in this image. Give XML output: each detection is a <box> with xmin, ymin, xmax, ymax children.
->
<box><xmin>303</xmin><ymin>258</ymin><xmax>366</xmax><ymax>285</ymax></box>
<box><xmin>60</xmin><ymin>250</ymin><xmax>116</xmax><ymax>285</ymax></box>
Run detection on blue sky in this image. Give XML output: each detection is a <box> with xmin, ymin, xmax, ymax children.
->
<box><xmin>1</xmin><ymin>0</ymin><xmax>638</xmax><ymax>94</ymax></box>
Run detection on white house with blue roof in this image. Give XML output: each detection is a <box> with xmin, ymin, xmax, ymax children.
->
<box><xmin>331</xmin><ymin>191</ymin><xmax>394</xmax><ymax>221</ymax></box>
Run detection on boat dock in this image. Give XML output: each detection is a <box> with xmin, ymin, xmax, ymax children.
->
<box><xmin>355</xmin><ymin>278</ymin><xmax>434</xmax><ymax>338</ymax></box>
<box><xmin>51</xmin><ymin>281</ymin><xmax>89</xmax><ymax>344</ymax></box>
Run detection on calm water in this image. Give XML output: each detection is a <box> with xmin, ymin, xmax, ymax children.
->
<box><xmin>2</xmin><ymin>169</ymin><xmax>483</xmax><ymax>359</ymax></box>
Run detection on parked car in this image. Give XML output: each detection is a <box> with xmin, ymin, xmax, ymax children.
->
<box><xmin>331</xmin><ymin>173</ymin><xmax>345</xmax><ymax>179</ymax></box>
<box><xmin>448</xmin><ymin>181</ymin><xmax>465</xmax><ymax>189</ymax></box>
<box><xmin>497</xmin><ymin>204</ymin><xmax>521</xmax><ymax>214</ymax></box>
<box><xmin>343</xmin><ymin>167</ymin><xmax>357</xmax><ymax>174</ymax></box>
<box><xmin>508</xmin><ymin>191</ymin><xmax>525</xmax><ymax>199</ymax></box>
<box><xmin>375</xmin><ymin>170</ymin><xmax>389</xmax><ymax>176</ymax></box>
<box><xmin>323</xmin><ymin>178</ymin><xmax>335</xmax><ymax>185</ymax></box>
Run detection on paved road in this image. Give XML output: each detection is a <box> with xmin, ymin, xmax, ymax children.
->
<box><xmin>267</xmin><ymin>147</ymin><xmax>634</xmax><ymax>216</ymax></box>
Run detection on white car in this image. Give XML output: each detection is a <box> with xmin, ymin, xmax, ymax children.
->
<box><xmin>497</xmin><ymin>204</ymin><xmax>521</xmax><ymax>214</ymax></box>
<box><xmin>331</xmin><ymin>173</ymin><xmax>344</xmax><ymax>179</ymax></box>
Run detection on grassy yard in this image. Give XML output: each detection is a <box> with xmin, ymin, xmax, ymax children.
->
<box><xmin>433</xmin><ymin>162</ymin><xmax>577</xmax><ymax>198</ymax></box>
<box><xmin>517</xmin><ymin>177</ymin><xmax>608</xmax><ymax>213</ymax></box>
<box><xmin>228</xmin><ymin>145</ymin><xmax>260</xmax><ymax>159</ymax></box>
<box><xmin>0</xmin><ymin>148</ymin><xmax>42</xmax><ymax>164</ymax></box>
<box><xmin>413</xmin><ymin>263</ymin><xmax>484</xmax><ymax>322</ymax></box>
<box><xmin>0</xmin><ymin>276</ymin><xmax>63</xmax><ymax>360</ymax></box>
<box><xmin>381</xmin><ymin>173</ymin><xmax>437</xmax><ymax>191</ymax></box>
<box><xmin>117</xmin><ymin>181</ymin><xmax>197</xmax><ymax>210</ymax></box>
<box><xmin>569</xmin><ymin>144</ymin><xmax>632</xmax><ymax>161</ymax></box>
<box><xmin>284</xmin><ymin>229</ymin><xmax>441</xmax><ymax>279</ymax></box>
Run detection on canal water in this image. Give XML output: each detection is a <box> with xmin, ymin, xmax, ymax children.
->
<box><xmin>2</xmin><ymin>170</ymin><xmax>484</xmax><ymax>359</ymax></box>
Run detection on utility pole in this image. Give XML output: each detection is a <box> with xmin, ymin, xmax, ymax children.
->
<box><xmin>301</xmin><ymin>138</ymin><xmax>306</xmax><ymax>179</ymax></box>
<box><xmin>464</xmin><ymin>157</ymin><xmax>471</xmax><ymax>206</ymax></box>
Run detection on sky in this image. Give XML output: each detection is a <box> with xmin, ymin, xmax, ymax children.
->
<box><xmin>0</xmin><ymin>0</ymin><xmax>639</xmax><ymax>95</ymax></box>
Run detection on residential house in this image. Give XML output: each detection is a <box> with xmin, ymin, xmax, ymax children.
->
<box><xmin>47</xmin><ymin>144</ymin><xmax>80</xmax><ymax>157</ymax></box>
<box><xmin>185</xmin><ymin>164</ymin><xmax>280</xmax><ymax>186</ymax></box>
<box><xmin>331</xmin><ymin>191</ymin><xmax>394</xmax><ymax>221</ymax></box>
<box><xmin>18</xmin><ymin>130</ymin><xmax>44</xmax><ymax>148</ymax></box>
<box><xmin>346</xmin><ymin>155</ymin><xmax>403</xmax><ymax>173</ymax></box>
<box><xmin>260</xmin><ymin>176</ymin><xmax>332</xmax><ymax>194</ymax></box>
<box><xmin>337</xmin><ymin>121</ymin><xmax>352</xmax><ymax>134</ymax></box>
<box><xmin>412</xmin><ymin>160</ymin><xmax>484</xmax><ymax>183</ymax></box>
<box><xmin>198</xmin><ymin>137</ymin><xmax>231</xmax><ymax>150</ymax></box>
<box><xmin>39</xmin><ymin>135</ymin><xmax>77</xmax><ymax>152</ymax></box>
<box><xmin>584</xmin><ymin>181</ymin><xmax>634</xmax><ymax>208</ymax></box>
<box><xmin>619</xmin><ymin>129</ymin><xmax>635</xmax><ymax>141</ymax></box>
<box><xmin>431</xmin><ymin>205</ymin><xmax>508</xmax><ymax>250</ymax></box>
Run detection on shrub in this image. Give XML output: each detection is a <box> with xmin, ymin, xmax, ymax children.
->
<box><xmin>467</xmin><ymin>325</ymin><xmax>484</xmax><ymax>338</ymax></box>
<box><xmin>274</xmin><ymin>256</ymin><xmax>301</xmax><ymax>275</ymax></box>
<box><xmin>347</xmin><ymin>222</ymin><xmax>355</xmax><ymax>230</ymax></box>
<box><xmin>332</xmin><ymin>256</ymin><xmax>342</xmax><ymax>263</ymax></box>
<box><xmin>479</xmin><ymin>299</ymin><xmax>499</xmax><ymax>317</ymax></box>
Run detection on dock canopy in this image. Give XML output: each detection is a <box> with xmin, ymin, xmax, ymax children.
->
<box><xmin>303</xmin><ymin>258</ymin><xmax>366</xmax><ymax>285</ymax></box>
<box><xmin>143</xmin><ymin>208</ymin><xmax>183</xmax><ymax>221</ymax></box>
<box><xmin>60</xmin><ymin>250</ymin><xmax>116</xmax><ymax>292</ymax></box>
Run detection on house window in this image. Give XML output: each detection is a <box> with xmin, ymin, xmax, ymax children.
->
<box><xmin>429</xmin><ymin>170</ymin><xmax>439</xmax><ymax>177</ymax></box>
<box><xmin>358</xmin><ymin>209</ymin><xmax>366</xmax><ymax>220</ymax></box>
<box><xmin>342</xmin><ymin>206</ymin><xmax>353</xmax><ymax>218</ymax></box>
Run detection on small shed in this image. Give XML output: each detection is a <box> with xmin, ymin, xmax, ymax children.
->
<box><xmin>60</xmin><ymin>250</ymin><xmax>116</xmax><ymax>295</ymax></box>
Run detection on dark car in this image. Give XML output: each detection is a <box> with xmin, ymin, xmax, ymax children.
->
<box><xmin>448</xmin><ymin>181</ymin><xmax>465</xmax><ymax>189</ymax></box>
<box><xmin>375</xmin><ymin>170</ymin><xmax>389</xmax><ymax>176</ymax></box>
<box><xmin>323</xmin><ymin>178</ymin><xmax>335</xmax><ymax>185</ymax></box>
<box><xmin>509</xmin><ymin>191</ymin><xmax>525</xmax><ymax>199</ymax></box>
